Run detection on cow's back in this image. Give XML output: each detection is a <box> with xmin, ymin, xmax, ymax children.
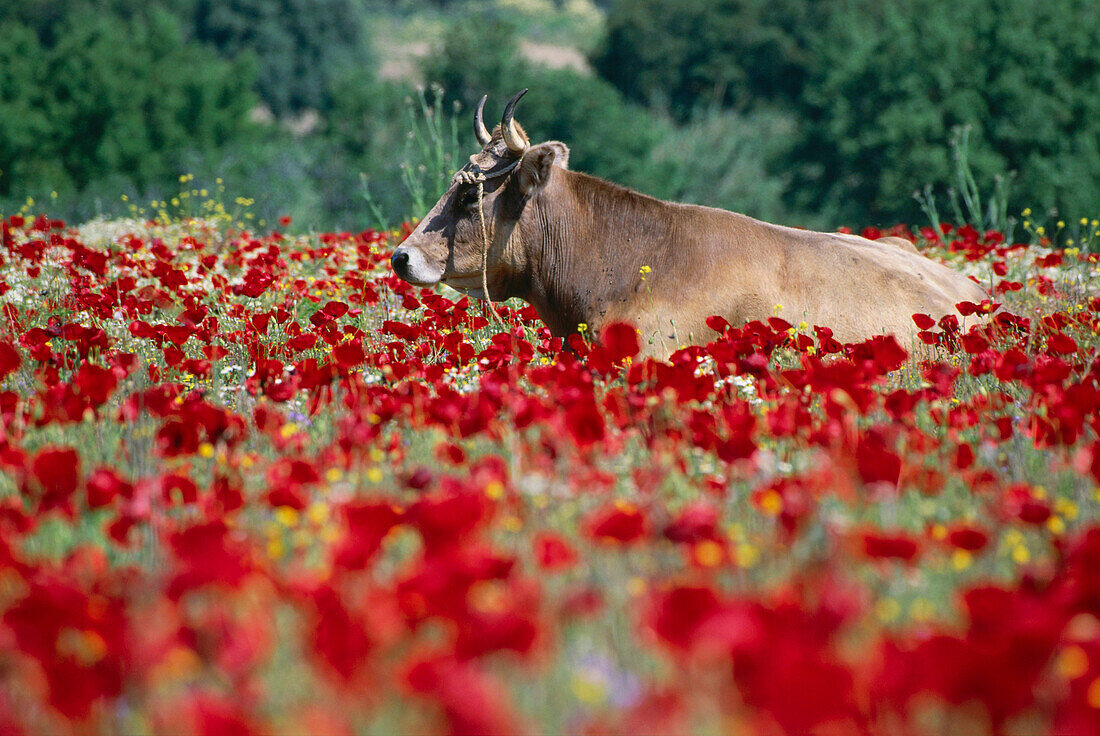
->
<box><xmin>767</xmin><ymin>228</ymin><xmax>985</xmax><ymax>343</ymax></box>
<box><xmin>645</xmin><ymin>206</ymin><xmax>987</xmax><ymax>349</ymax></box>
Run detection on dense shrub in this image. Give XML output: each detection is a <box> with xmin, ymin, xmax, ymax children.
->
<box><xmin>0</xmin><ymin>2</ymin><xmax>254</xmax><ymax>199</ymax></box>
<box><xmin>597</xmin><ymin>0</ymin><xmax>1100</xmax><ymax>225</ymax></box>
<box><xmin>647</xmin><ymin>107</ymin><xmax>801</xmax><ymax>226</ymax></box>
<box><xmin>507</xmin><ymin>69</ymin><xmax>670</xmax><ymax>194</ymax></box>
<box><xmin>419</xmin><ymin>14</ymin><xmax>524</xmax><ymax>109</ymax></box>
<box><xmin>188</xmin><ymin>0</ymin><xmax>371</xmax><ymax>115</ymax></box>
<box><xmin>794</xmin><ymin>0</ymin><xmax>1100</xmax><ymax>224</ymax></box>
<box><xmin>594</xmin><ymin>0</ymin><xmax>818</xmax><ymax>119</ymax></box>
<box><xmin>5</xmin><ymin>0</ymin><xmax>1097</xmax><ymax>231</ymax></box>
<box><xmin>323</xmin><ymin>77</ymin><xmax>466</xmax><ymax>227</ymax></box>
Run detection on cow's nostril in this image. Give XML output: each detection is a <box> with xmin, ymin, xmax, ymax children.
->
<box><xmin>391</xmin><ymin>250</ymin><xmax>410</xmax><ymax>270</ymax></box>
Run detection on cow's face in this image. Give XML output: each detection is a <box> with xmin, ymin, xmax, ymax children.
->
<box><xmin>391</xmin><ymin>90</ymin><xmax>568</xmax><ymax>299</ymax></box>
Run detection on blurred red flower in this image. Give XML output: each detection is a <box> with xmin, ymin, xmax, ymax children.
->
<box><xmin>585</xmin><ymin>502</ymin><xmax>649</xmax><ymax>544</ymax></box>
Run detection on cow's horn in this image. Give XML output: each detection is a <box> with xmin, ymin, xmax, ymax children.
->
<box><xmin>501</xmin><ymin>88</ymin><xmax>529</xmax><ymax>154</ymax></box>
<box><xmin>473</xmin><ymin>95</ymin><xmax>491</xmax><ymax>146</ymax></box>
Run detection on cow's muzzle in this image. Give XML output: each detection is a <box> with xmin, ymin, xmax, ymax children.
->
<box><xmin>391</xmin><ymin>245</ymin><xmax>444</xmax><ymax>285</ymax></box>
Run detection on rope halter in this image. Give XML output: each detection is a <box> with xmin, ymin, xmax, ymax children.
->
<box><xmin>447</xmin><ymin>89</ymin><xmax>530</xmax><ymax>330</ymax></box>
<box><xmin>450</xmin><ymin>157</ymin><xmax>522</xmax><ymax>329</ymax></box>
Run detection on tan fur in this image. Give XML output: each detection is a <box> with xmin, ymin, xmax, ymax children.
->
<box><xmin>876</xmin><ymin>235</ymin><xmax>922</xmax><ymax>254</ymax></box>
<box><xmin>396</xmin><ymin>136</ymin><xmax>987</xmax><ymax>360</ymax></box>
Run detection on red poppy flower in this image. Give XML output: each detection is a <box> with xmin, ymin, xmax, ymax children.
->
<box><xmin>0</xmin><ymin>340</ymin><xmax>21</xmax><ymax>379</ymax></box>
<box><xmin>301</xmin><ymin>584</ymin><xmax>373</xmax><ymax>682</ymax></box>
<box><xmin>403</xmin><ymin>654</ymin><xmax>522</xmax><ymax>736</ymax></box>
<box><xmin>563</xmin><ymin>398</ymin><xmax>606</xmax><ymax>449</ymax></box>
<box><xmin>855</xmin><ymin>430</ymin><xmax>901</xmax><ymax>487</ymax></box>
<box><xmin>600</xmin><ymin>321</ymin><xmax>641</xmax><ymax>363</ymax></box>
<box><xmin>947</xmin><ymin>525</ymin><xmax>989</xmax><ymax>551</ymax></box>
<box><xmin>533</xmin><ymin>532</ymin><xmax>578</xmax><ymax>571</ymax></box>
<box><xmin>333</xmin><ymin>501</ymin><xmax>402</xmax><ymax>571</ymax></box>
<box><xmin>3</xmin><ymin>577</ymin><xmax>128</xmax><ymax>719</ymax></box>
<box><xmin>86</xmin><ymin>468</ymin><xmax>130</xmax><ymax>508</ymax></box>
<box><xmin>584</xmin><ymin>502</ymin><xmax>648</xmax><ymax>544</ymax></box>
<box><xmin>663</xmin><ymin>501</ymin><xmax>719</xmax><ymax>544</ymax></box>
<box><xmin>167</xmin><ymin>520</ymin><xmax>253</xmax><ymax>599</ymax></box>
<box><xmin>27</xmin><ymin>446</ymin><xmax>82</xmax><ymax>514</ymax></box>
<box><xmin>331</xmin><ymin>340</ymin><xmax>366</xmax><ymax>368</ymax></box>
<box><xmin>860</xmin><ymin>530</ymin><xmax>920</xmax><ymax>562</ymax></box>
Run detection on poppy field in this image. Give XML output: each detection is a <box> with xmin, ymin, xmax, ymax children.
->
<box><xmin>1</xmin><ymin>204</ymin><xmax>1099</xmax><ymax>735</ymax></box>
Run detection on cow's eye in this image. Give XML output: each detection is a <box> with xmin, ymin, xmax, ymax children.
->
<box><xmin>457</xmin><ymin>187</ymin><xmax>480</xmax><ymax>211</ymax></box>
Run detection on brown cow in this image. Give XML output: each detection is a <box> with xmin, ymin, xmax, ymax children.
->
<box><xmin>391</xmin><ymin>90</ymin><xmax>987</xmax><ymax>359</ymax></box>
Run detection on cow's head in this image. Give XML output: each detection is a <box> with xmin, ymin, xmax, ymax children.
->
<box><xmin>390</xmin><ymin>89</ymin><xmax>569</xmax><ymax>298</ymax></box>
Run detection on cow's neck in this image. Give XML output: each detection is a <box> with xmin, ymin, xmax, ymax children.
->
<box><xmin>514</xmin><ymin>169</ymin><xmax>678</xmax><ymax>337</ymax></box>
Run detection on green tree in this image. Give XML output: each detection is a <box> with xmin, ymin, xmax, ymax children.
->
<box><xmin>322</xmin><ymin>75</ymin><xmax>435</xmax><ymax>224</ymax></box>
<box><xmin>795</xmin><ymin>0</ymin><xmax>1100</xmax><ymax>223</ymax></box>
<box><xmin>508</xmin><ymin>68</ymin><xmax>669</xmax><ymax>193</ymax></box>
<box><xmin>648</xmin><ymin>107</ymin><xmax>799</xmax><ymax>225</ymax></box>
<box><xmin>597</xmin><ymin>0</ymin><xmax>1100</xmax><ymax>225</ymax></box>
<box><xmin>419</xmin><ymin>14</ymin><xmax>524</xmax><ymax>110</ymax></box>
<box><xmin>0</xmin><ymin>3</ymin><xmax>255</xmax><ymax>199</ymax></box>
<box><xmin>0</xmin><ymin>23</ymin><xmax>64</xmax><ymax>194</ymax></box>
<box><xmin>190</xmin><ymin>0</ymin><xmax>370</xmax><ymax>115</ymax></box>
<box><xmin>594</xmin><ymin>0</ymin><xmax>818</xmax><ymax>120</ymax></box>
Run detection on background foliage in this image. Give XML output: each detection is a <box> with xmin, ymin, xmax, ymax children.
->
<box><xmin>2</xmin><ymin>0</ymin><xmax>1098</xmax><ymax>233</ymax></box>
<box><xmin>0</xmin><ymin>1</ymin><xmax>254</xmax><ymax>199</ymax></box>
<box><xmin>597</xmin><ymin>0</ymin><xmax>1100</xmax><ymax>226</ymax></box>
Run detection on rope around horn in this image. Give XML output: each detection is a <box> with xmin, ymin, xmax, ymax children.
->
<box><xmin>452</xmin><ymin>160</ymin><xmax>521</xmax><ymax>330</ymax></box>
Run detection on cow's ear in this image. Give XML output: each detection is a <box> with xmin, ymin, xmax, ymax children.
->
<box><xmin>517</xmin><ymin>142</ymin><xmax>569</xmax><ymax>197</ymax></box>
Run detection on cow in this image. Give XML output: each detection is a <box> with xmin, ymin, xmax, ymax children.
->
<box><xmin>391</xmin><ymin>89</ymin><xmax>988</xmax><ymax>359</ymax></box>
